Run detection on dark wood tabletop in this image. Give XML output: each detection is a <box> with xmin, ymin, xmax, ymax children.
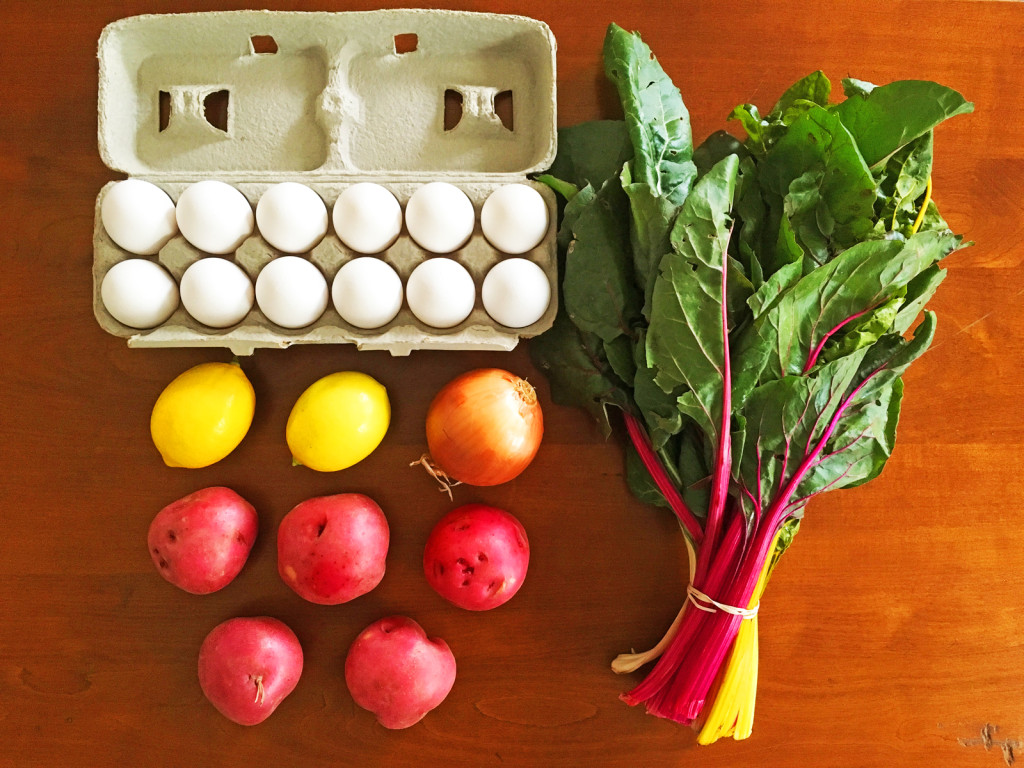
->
<box><xmin>2</xmin><ymin>1</ymin><xmax>1022</xmax><ymax>766</ymax></box>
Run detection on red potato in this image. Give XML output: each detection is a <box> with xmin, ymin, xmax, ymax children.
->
<box><xmin>344</xmin><ymin>616</ymin><xmax>456</xmax><ymax>729</ymax></box>
<box><xmin>423</xmin><ymin>503</ymin><xmax>530</xmax><ymax>611</ymax></box>
<box><xmin>277</xmin><ymin>493</ymin><xmax>389</xmax><ymax>605</ymax></box>
<box><xmin>198</xmin><ymin>616</ymin><xmax>303</xmax><ymax>726</ymax></box>
<box><xmin>148</xmin><ymin>486</ymin><xmax>258</xmax><ymax>594</ymax></box>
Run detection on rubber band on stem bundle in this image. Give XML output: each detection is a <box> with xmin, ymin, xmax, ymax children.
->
<box><xmin>686</xmin><ymin>585</ymin><xmax>759</xmax><ymax>619</ymax></box>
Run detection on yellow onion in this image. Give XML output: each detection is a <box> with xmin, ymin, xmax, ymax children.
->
<box><xmin>423</xmin><ymin>368</ymin><xmax>544</xmax><ymax>487</ymax></box>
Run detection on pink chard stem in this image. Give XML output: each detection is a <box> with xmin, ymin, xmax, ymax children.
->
<box><xmin>624</xmin><ymin>412</ymin><xmax>703</xmax><ymax>544</ymax></box>
<box><xmin>703</xmin><ymin>237</ymin><xmax>734</xmax><ymax>562</ymax></box>
<box><xmin>624</xmin><ymin>225</ymin><xmax>747</xmax><ymax>724</ymax></box>
<box><xmin>803</xmin><ymin>306</ymin><xmax>876</xmax><ymax>374</ymax></box>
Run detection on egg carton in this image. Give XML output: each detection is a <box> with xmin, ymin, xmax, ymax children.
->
<box><xmin>94</xmin><ymin>10</ymin><xmax>558</xmax><ymax>356</ymax></box>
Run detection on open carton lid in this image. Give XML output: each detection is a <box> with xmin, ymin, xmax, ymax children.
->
<box><xmin>97</xmin><ymin>10</ymin><xmax>557</xmax><ymax>180</ymax></box>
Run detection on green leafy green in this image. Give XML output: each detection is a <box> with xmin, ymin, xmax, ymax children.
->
<box><xmin>875</xmin><ymin>131</ymin><xmax>933</xmax><ymax>233</ymax></box>
<box><xmin>694</xmin><ymin>131</ymin><xmax>747</xmax><ymax>178</ymax></box>
<box><xmin>529</xmin><ymin>311</ymin><xmax>628</xmax><ymax>434</ymax></box>
<box><xmin>543</xmin><ymin>120</ymin><xmax>633</xmax><ymax>192</ymax></box>
<box><xmin>532</xmin><ymin>22</ymin><xmax>969</xmax><ymax>549</ymax></box>
<box><xmin>747</xmin><ymin>230</ymin><xmax>959</xmax><ymax>383</ymax></box>
<box><xmin>759</xmin><ymin>106</ymin><xmax>877</xmax><ymax>265</ymax></box>
<box><xmin>773</xmin><ymin>70</ymin><xmax>831</xmax><ymax>114</ymax></box>
<box><xmin>729</xmin><ymin>71</ymin><xmax>831</xmax><ymax>156</ymax></box>
<box><xmin>646</xmin><ymin>156</ymin><xmax>738</xmax><ymax>440</ymax></box>
<box><xmin>530</xmin><ymin>28</ymin><xmax>971</xmax><ymax>726</ymax></box>
<box><xmin>562</xmin><ymin>175</ymin><xmax>640</xmax><ymax>343</ymax></box>
<box><xmin>602</xmin><ymin>23</ymin><xmax>697</xmax><ymax>206</ymax></box>
<box><xmin>833</xmin><ymin>79</ymin><xmax>974</xmax><ymax>167</ymax></box>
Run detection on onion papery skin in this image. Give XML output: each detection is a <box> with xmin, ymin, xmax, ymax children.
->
<box><xmin>425</xmin><ymin>368</ymin><xmax>544</xmax><ymax>487</ymax></box>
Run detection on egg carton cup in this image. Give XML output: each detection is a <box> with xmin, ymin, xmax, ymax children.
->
<box><xmin>94</xmin><ymin>10</ymin><xmax>558</xmax><ymax>356</ymax></box>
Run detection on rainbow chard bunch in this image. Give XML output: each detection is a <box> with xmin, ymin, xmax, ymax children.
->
<box><xmin>532</xmin><ymin>23</ymin><xmax>972</xmax><ymax>743</ymax></box>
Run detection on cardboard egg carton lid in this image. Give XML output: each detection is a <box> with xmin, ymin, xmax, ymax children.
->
<box><xmin>97</xmin><ymin>10</ymin><xmax>557</xmax><ymax>180</ymax></box>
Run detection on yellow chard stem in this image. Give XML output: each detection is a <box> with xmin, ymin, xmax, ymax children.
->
<box><xmin>734</xmin><ymin>614</ymin><xmax>760</xmax><ymax>739</ymax></box>
<box><xmin>910</xmin><ymin>176</ymin><xmax>933</xmax><ymax>235</ymax></box>
<box><xmin>696</xmin><ymin>529</ymin><xmax>782</xmax><ymax>745</ymax></box>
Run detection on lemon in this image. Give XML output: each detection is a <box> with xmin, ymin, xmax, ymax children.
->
<box><xmin>150</xmin><ymin>362</ymin><xmax>255</xmax><ymax>468</ymax></box>
<box><xmin>286</xmin><ymin>371</ymin><xmax>390</xmax><ymax>472</ymax></box>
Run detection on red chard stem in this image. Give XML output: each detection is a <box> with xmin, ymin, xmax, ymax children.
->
<box><xmin>623</xmin><ymin>412</ymin><xmax>703</xmax><ymax>543</ymax></box>
<box><xmin>803</xmin><ymin>305</ymin><xmax>876</xmax><ymax>374</ymax></box>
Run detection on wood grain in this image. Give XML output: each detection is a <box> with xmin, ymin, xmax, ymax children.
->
<box><xmin>1</xmin><ymin>1</ymin><xmax>1022</xmax><ymax>766</ymax></box>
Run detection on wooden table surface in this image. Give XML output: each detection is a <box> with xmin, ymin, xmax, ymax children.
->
<box><xmin>2</xmin><ymin>1</ymin><xmax>1022</xmax><ymax>766</ymax></box>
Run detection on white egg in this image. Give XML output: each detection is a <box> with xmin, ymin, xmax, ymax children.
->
<box><xmin>255</xmin><ymin>256</ymin><xmax>329</xmax><ymax>329</ymax></box>
<box><xmin>176</xmin><ymin>180</ymin><xmax>254</xmax><ymax>254</ymax></box>
<box><xmin>405</xmin><ymin>258</ymin><xmax>476</xmax><ymax>329</ymax></box>
<box><xmin>179</xmin><ymin>258</ymin><xmax>255</xmax><ymax>328</ymax></box>
<box><xmin>332</xmin><ymin>183</ymin><xmax>403</xmax><ymax>254</ymax></box>
<box><xmin>331</xmin><ymin>257</ymin><xmax>404</xmax><ymax>330</ymax></box>
<box><xmin>405</xmin><ymin>182</ymin><xmax>475</xmax><ymax>254</ymax></box>
<box><xmin>100</xmin><ymin>258</ymin><xmax>179</xmax><ymax>329</ymax></box>
<box><xmin>256</xmin><ymin>182</ymin><xmax>328</xmax><ymax>253</ymax></box>
<box><xmin>482</xmin><ymin>258</ymin><xmax>552</xmax><ymax>328</ymax></box>
<box><xmin>100</xmin><ymin>179</ymin><xmax>178</xmax><ymax>255</ymax></box>
<box><xmin>481</xmin><ymin>183</ymin><xmax>550</xmax><ymax>254</ymax></box>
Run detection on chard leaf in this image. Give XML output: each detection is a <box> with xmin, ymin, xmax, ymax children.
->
<box><xmin>736</xmin><ymin>311</ymin><xmax>935</xmax><ymax>515</ymax></box>
<box><xmin>604</xmin><ymin>334</ymin><xmax>637</xmax><ymax>388</ymax></box>
<box><xmin>770</xmin><ymin>71</ymin><xmax>831</xmax><ymax>115</ymax></box>
<box><xmin>529</xmin><ymin>311</ymin><xmax>630</xmax><ymax>434</ymax></box>
<box><xmin>856</xmin><ymin>308</ymin><xmax>937</xmax><ymax>380</ymax></box>
<box><xmin>633</xmin><ymin>329</ymin><xmax>684</xmax><ymax>449</ymax></box>
<box><xmin>626</xmin><ymin>443</ymin><xmax>672</xmax><ymax>509</ymax></box>
<box><xmin>634</xmin><ymin>364</ymin><xmax>684</xmax><ymax>449</ymax></box>
<box><xmin>620</xmin><ymin>162</ymin><xmax>680</xmax><ymax>316</ymax></box>
<box><xmin>893</xmin><ymin>264</ymin><xmax>947</xmax><ymax>334</ymax></box>
<box><xmin>694</xmin><ymin>131</ymin><xmax>747</xmax><ymax>178</ymax></box>
<box><xmin>603</xmin><ymin>24</ymin><xmax>697</xmax><ymax>206</ymax></box>
<box><xmin>726</xmin><ymin>255</ymin><xmax>755</xmax><ymax>331</ymax></box>
<box><xmin>794</xmin><ymin>377</ymin><xmax>902</xmax><ymax>497</ymax></box>
<box><xmin>834</xmin><ymin>79</ymin><xmax>974</xmax><ymax>167</ymax></box>
<box><xmin>819</xmin><ymin>292</ymin><xmax>903</xmax><ymax>364</ymax></box>
<box><xmin>646</xmin><ymin>155</ymin><xmax>739</xmax><ymax>439</ymax></box>
<box><xmin>545</xmin><ymin>120</ymin><xmax>634</xmax><ymax>191</ymax></box>
<box><xmin>676</xmin><ymin>424</ymin><xmax>712</xmax><ymax>519</ymax></box>
<box><xmin>735</xmin><ymin>156</ymin><xmax>767</xmax><ymax>286</ymax></box>
<box><xmin>558</xmin><ymin>183</ymin><xmax>597</xmax><ymax>252</ymax></box>
<box><xmin>626</xmin><ymin>424</ymin><xmax>712</xmax><ymax>520</ymax></box>
<box><xmin>794</xmin><ymin>312</ymin><xmax>938</xmax><ymax>499</ymax></box>
<box><xmin>563</xmin><ymin>175</ymin><xmax>641</xmax><ymax>343</ymax></box>
<box><xmin>747</xmin><ymin>230</ymin><xmax>959</xmax><ymax>383</ymax></box>
<box><xmin>760</xmin><ymin>105</ymin><xmax>877</xmax><ymax>262</ymax></box>
<box><xmin>783</xmin><ymin>168</ymin><xmax>832</xmax><ymax>265</ymax></box>
<box><xmin>748</xmin><ymin>259</ymin><xmax>801</xmax><ymax>321</ymax></box>
<box><xmin>731</xmin><ymin>71</ymin><xmax>831</xmax><ymax>156</ymax></box>
<box><xmin>890</xmin><ymin>132</ymin><xmax>933</xmax><ymax>213</ymax></box>
<box><xmin>735</xmin><ymin>347</ymin><xmax>870</xmax><ymax>515</ymax></box>
<box><xmin>730</xmin><ymin>104</ymin><xmax>768</xmax><ymax>153</ymax></box>
<box><xmin>876</xmin><ymin>132</ymin><xmax>933</xmax><ymax>234</ymax></box>
<box><xmin>746</xmin><ymin>214</ymin><xmax>804</xmax><ymax>319</ymax></box>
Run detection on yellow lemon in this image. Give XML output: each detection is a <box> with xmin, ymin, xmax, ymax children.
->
<box><xmin>150</xmin><ymin>362</ymin><xmax>255</xmax><ymax>468</ymax></box>
<box><xmin>286</xmin><ymin>371</ymin><xmax>390</xmax><ymax>472</ymax></box>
